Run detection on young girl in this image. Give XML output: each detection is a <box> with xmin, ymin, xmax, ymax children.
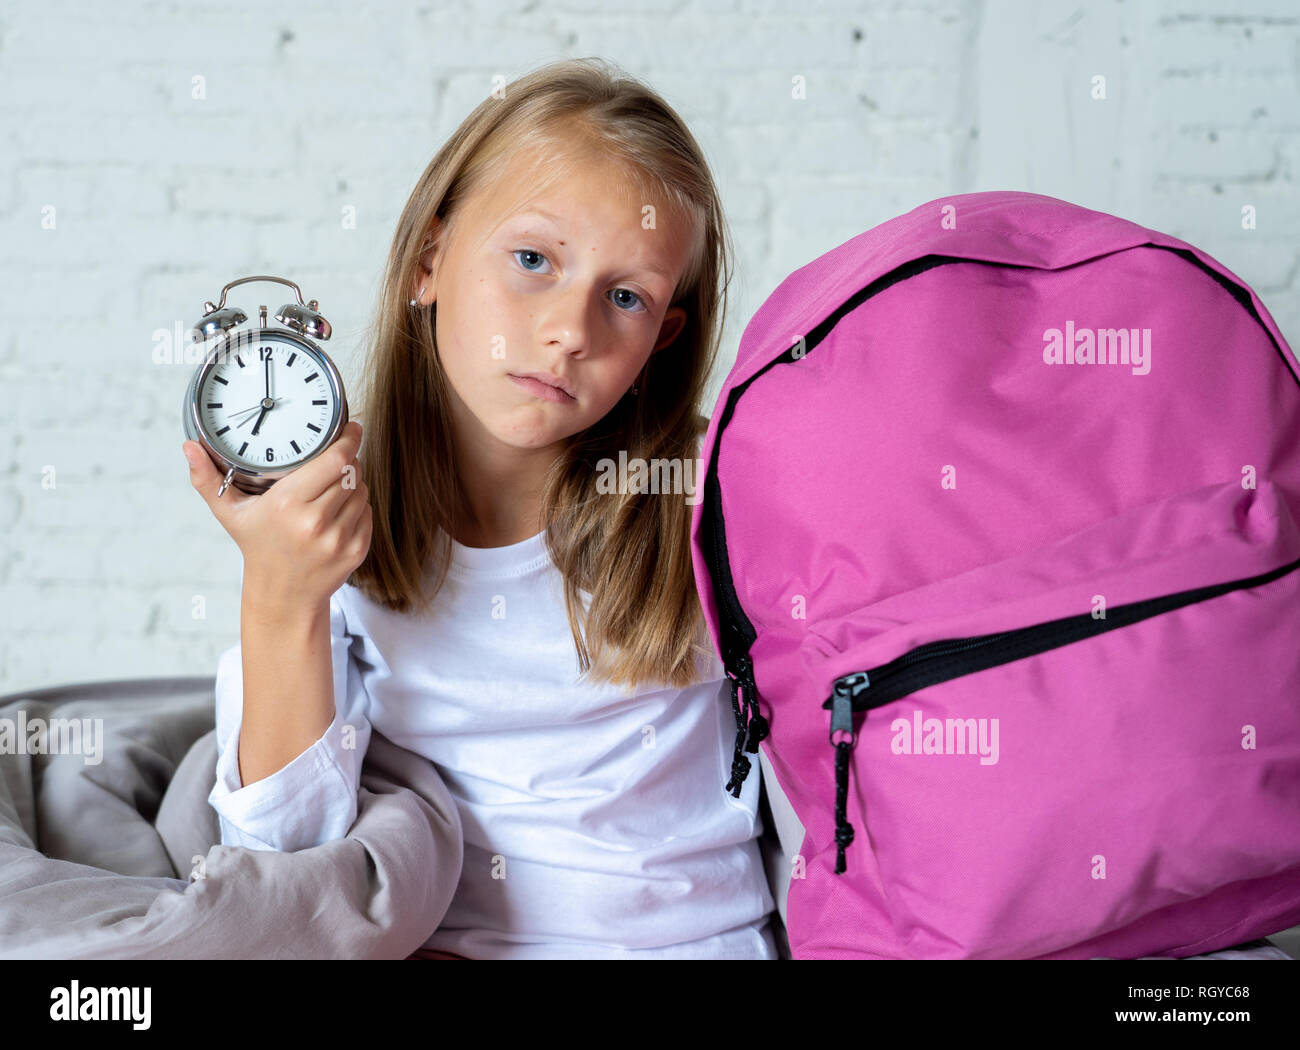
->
<box><xmin>182</xmin><ymin>57</ymin><xmax>777</xmax><ymax>960</ymax></box>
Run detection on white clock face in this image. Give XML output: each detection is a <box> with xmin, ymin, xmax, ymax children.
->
<box><xmin>200</xmin><ymin>332</ymin><xmax>338</xmax><ymax>470</ymax></box>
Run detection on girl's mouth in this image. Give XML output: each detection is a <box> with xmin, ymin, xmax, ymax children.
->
<box><xmin>508</xmin><ymin>373</ymin><xmax>577</xmax><ymax>404</ymax></box>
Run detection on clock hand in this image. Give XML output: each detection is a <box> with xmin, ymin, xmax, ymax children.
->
<box><xmin>232</xmin><ymin>399</ymin><xmax>279</xmax><ymax>417</ymax></box>
<box><xmin>239</xmin><ymin>359</ymin><xmax>282</xmax><ymax>440</ymax></box>
<box><xmin>232</xmin><ymin>398</ymin><xmax>283</xmax><ymax>427</ymax></box>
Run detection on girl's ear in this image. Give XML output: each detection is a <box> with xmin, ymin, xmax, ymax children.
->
<box><xmin>652</xmin><ymin>305</ymin><xmax>687</xmax><ymax>353</ymax></box>
<box><xmin>412</xmin><ymin>215</ymin><xmax>445</xmax><ymax>305</ymax></box>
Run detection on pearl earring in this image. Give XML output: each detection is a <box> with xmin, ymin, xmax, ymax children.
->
<box><xmin>409</xmin><ymin>284</ymin><xmax>426</xmax><ymax>308</ymax></box>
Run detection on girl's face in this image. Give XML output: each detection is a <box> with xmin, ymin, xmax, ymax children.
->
<box><xmin>414</xmin><ymin>144</ymin><xmax>697</xmax><ymax>454</ymax></box>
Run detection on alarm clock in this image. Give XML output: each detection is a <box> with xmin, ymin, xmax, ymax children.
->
<box><xmin>181</xmin><ymin>275</ymin><xmax>349</xmax><ymax>498</ymax></box>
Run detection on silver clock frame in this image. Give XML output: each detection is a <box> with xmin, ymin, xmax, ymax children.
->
<box><xmin>181</xmin><ymin>276</ymin><xmax>349</xmax><ymax>498</ymax></box>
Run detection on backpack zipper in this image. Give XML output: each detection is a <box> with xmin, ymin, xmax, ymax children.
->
<box><xmin>723</xmin><ymin>650</ymin><xmax>768</xmax><ymax>797</ymax></box>
<box><xmin>820</xmin><ymin>552</ymin><xmax>1300</xmax><ymax>874</ymax></box>
<box><xmin>704</xmin><ymin>255</ymin><xmax>959</xmax><ymax>794</ymax></box>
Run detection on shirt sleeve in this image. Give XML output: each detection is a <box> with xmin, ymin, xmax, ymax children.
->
<box><xmin>207</xmin><ymin>588</ymin><xmax>374</xmax><ymax>852</ymax></box>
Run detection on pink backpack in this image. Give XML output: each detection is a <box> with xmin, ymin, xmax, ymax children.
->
<box><xmin>691</xmin><ymin>190</ymin><xmax>1300</xmax><ymax>959</ymax></box>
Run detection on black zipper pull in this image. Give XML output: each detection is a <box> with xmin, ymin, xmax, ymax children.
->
<box><xmin>723</xmin><ymin>652</ymin><xmax>767</xmax><ymax>798</ymax></box>
<box><xmin>738</xmin><ymin>652</ymin><xmax>769</xmax><ymax>753</ymax></box>
<box><xmin>829</xmin><ymin>672</ymin><xmax>866</xmax><ymax>874</ymax></box>
<box><xmin>723</xmin><ymin>664</ymin><xmax>751</xmax><ymax>798</ymax></box>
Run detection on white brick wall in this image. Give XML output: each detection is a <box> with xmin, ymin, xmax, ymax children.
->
<box><xmin>0</xmin><ymin>0</ymin><xmax>1297</xmax><ymax>693</ymax></box>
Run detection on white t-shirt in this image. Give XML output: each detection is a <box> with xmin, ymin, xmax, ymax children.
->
<box><xmin>208</xmin><ymin>527</ymin><xmax>777</xmax><ymax>959</ymax></box>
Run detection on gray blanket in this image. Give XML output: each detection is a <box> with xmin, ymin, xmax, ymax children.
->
<box><xmin>0</xmin><ymin>677</ymin><xmax>462</xmax><ymax>959</ymax></box>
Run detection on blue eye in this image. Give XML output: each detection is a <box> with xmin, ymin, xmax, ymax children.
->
<box><xmin>512</xmin><ymin>248</ymin><xmax>549</xmax><ymax>272</ymax></box>
<box><xmin>609</xmin><ymin>288</ymin><xmax>646</xmax><ymax>313</ymax></box>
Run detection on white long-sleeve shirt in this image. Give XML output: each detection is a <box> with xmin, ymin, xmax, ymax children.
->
<box><xmin>208</xmin><ymin>527</ymin><xmax>777</xmax><ymax>959</ymax></box>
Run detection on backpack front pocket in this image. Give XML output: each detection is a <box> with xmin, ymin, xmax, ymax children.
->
<box><xmin>798</xmin><ymin>478</ymin><xmax>1300</xmax><ymax>959</ymax></box>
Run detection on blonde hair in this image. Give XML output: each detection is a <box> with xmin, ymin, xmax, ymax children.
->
<box><xmin>349</xmin><ymin>57</ymin><xmax>733</xmax><ymax>690</ymax></box>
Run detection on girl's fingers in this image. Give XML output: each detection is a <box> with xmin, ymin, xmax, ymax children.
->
<box><xmin>336</xmin><ymin>482</ymin><xmax>373</xmax><ymax>541</ymax></box>
<box><xmin>287</xmin><ymin>421</ymin><xmax>363</xmax><ymax>504</ymax></box>
<box><xmin>320</xmin><ymin>485</ymin><xmax>372</xmax><ymax>566</ymax></box>
<box><xmin>184</xmin><ymin>440</ymin><xmax>254</xmax><ymax>514</ymax></box>
<box><xmin>312</xmin><ymin>461</ymin><xmax>366</xmax><ymax>522</ymax></box>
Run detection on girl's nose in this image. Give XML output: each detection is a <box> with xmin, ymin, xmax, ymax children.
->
<box><xmin>536</xmin><ymin>288</ymin><xmax>593</xmax><ymax>355</ymax></box>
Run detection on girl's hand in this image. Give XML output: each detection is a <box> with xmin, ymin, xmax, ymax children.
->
<box><xmin>183</xmin><ymin>420</ymin><xmax>372</xmax><ymax>613</ymax></box>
